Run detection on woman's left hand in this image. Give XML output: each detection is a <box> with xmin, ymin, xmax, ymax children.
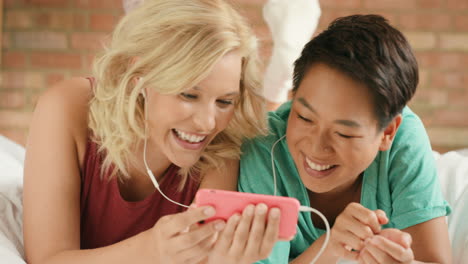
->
<box><xmin>206</xmin><ymin>203</ymin><xmax>281</xmax><ymax>264</ymax></box>
<box><xmin>358</xmin><ymin>228</ymin><xmax>414</xmax><ymax>264</ymax></box>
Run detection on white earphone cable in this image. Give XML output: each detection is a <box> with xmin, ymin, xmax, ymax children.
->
<box><xmin>270</xmin><ymin>134</ymin><xmax>330</xmax><ymax>263</ymax></box>
<box><xmin>271</xmin><ymin>134</ymin><xmax>286</xmax><ymax>196</ymax></box>
<box><xmin>142</xmin><ymin>90</ymin><xmax>190</xmax><ymax>208</ymax></box>
<box><xmin>299</xmin><ymin>206</ymin><xmax>331</xmax><ymax>263</ymax></box>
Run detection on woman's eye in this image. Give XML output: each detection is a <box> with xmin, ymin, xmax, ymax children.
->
<box><xmin>297</xmin><ymin>114</ymin><xmax>312</xmax><ymax>123</ymax></box>
<box><xmin>181</xmin><ymin>93</ymin><xmax>197</xmax><ymax>100</ymax></box>
<box><xmin>217</xmin><ymin>99</ymin><xmax>233</xmax><ymax>106</ymax></box>
<box><xmin>337</xmin><ymin>132</ymin><xmax>354</xmax><ymax>139</ymax></box>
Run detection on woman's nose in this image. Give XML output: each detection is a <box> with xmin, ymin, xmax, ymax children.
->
<box><xmin>192</xmin><ymin>105</ymin><xmax>216</xmax><ymax>132</ymax></box>
<box><xmin>311</xmin><ymin>132</ymin><xmax>333</xmax><ymax>154</ymax></box>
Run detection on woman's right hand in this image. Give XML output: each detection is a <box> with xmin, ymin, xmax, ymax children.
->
<box><xmin>326</xmin><ymin>203</ymin><xmax>388</xmax><ymax>261</ymax></box>
<box><xmin>206</xmin><ymin>203</ymin><xmax>281</xmax><ymax>264</ymax></box>
<box><xmin>147</xmin><ymin>206</ymin><xmax>226</xmax><ymax>263</ymax></box>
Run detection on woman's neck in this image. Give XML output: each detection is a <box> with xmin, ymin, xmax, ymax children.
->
<box><xmin>118</xmin><ymin>138</ymin><xmax>172</xmax><ymax>202</ymax></box>
<box><xmin>134</xmin><ymin>138</ymin><xmax>172</xmax><ymax>179</ymax></box>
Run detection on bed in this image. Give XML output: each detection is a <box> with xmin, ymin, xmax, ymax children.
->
<box><xmin>0</xmin><ymin>134</ymin><xmax>467</xmax><ymax>263</ymax></box>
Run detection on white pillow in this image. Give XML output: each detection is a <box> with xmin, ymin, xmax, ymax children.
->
<box><xmin>435</xmin><ymin>151</ymin><xmax>468</xmax><ymax>264</ymax></box>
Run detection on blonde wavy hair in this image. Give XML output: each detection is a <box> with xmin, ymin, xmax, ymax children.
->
<box><xmin>89</xmin><ymin>0</ymin><xmax>266</xmax><ymax>188</ymax></box>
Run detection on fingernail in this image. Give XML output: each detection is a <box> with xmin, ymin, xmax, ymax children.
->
<box><xmin>231</xmin><ymin>214</ymin><xmax>241</xmax><ymax>222</ymax></box>
<box><xmin>270</xmin><ymin>208</ymin><xmax>280</xmax><ymax>218</ymax></box>
<box><xmin>256</xmin><ymin>203</ymin><xmax>268</xmax><ymax>215</ymax></box>
<box><xmin>244</xmin><ymin>205</ymin><xmax>255</xmax><ymax>216</ymax></box>
<box><xmin>204</xmin><ymin>207</ymin><xmax>215</xmax><ymax>217</ymax></box>
<box><xmin>404</xmin><ymin>234</ymin><xmax>412</xmax><ymax>247</ymax></box>
<box><xmin>215</xmin><ymin>221</ymin><xmax>226</xmax><ymax>231</ymax></box>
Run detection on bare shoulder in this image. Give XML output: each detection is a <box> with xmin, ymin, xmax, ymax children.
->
<box><xmin>23</xmin><ymin>77</ymin><xmax>94</xmax><ymax>261</ymax></box>
<box><xmin>37</xmin><ymin>77</ymin><xmax>92</xmax><ymax>120</ymax></box>
<box><xmin>34</xmin><ymin>77</ymin><xmax>93</xmax><ymax>167</ymax></box>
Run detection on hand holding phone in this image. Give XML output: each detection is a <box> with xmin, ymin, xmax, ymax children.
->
<box><xmin>194</xmin><ymin>189</ymin><xmax>300</xmax><ymax>240</ymax></box>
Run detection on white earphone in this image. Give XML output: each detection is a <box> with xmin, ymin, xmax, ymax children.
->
<box><xmin>139</xmin><ymin>77</ymin><xmax>147</xmax><ymax>99</ymax></box>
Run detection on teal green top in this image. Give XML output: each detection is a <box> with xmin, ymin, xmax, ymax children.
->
<box><xmin>238</xmin><ymin>101</ymin><xmax>451</xmax><ymax>263</ymax></box>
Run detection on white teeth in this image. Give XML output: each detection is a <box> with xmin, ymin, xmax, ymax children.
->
<box><xmin>305</xmin><ymin>157</ymin><xmax>334</xmax><ymax>171</ymax></box>
<box><xmin>174</xmin><ymin>129</ymin><xmax>206</xmax><ymax>143</ymax></box>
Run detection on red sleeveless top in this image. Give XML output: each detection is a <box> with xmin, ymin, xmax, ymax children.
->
<box><xmin>80</xmin><ymin>78</ymin><xmax>200</xmax><ymax>249</ymax></box>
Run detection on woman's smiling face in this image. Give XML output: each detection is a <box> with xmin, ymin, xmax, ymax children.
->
<box><xmin>286</xmin><ymin>63</ymin><xmax>392</xmax><ymax>194</ymax></box>
<box><xmin>145</xmin><ymin>51</ymin><xmax>242</xmax><ymax>169</ymax></box>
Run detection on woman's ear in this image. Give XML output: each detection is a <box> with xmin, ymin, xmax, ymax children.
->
<box><xmin>379</xmin><ymin>114</ymin><xmax>402</xmax><ymax>151</ymax></box>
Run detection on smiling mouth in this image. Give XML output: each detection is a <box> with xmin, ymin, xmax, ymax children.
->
<box><xmin>305</xmin><ymin>156</ymin><xmax>338</xmax><ymax>172</ymax></box>
<box><xmin>172</xmin><ymin>129</ymin><xmax>207</xmax><ymax>144</ymax></box>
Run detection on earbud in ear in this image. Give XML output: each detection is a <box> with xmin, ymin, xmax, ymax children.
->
<box><xmin>138</xmin><ymin>77</ymin><xmax>146</xmax><ymax>99</ymax></box>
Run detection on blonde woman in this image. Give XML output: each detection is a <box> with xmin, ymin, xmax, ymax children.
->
<box><xmin>23</xmin><ymin>1</ymin><xmax>281</xmax><ymax>263</ymax></box>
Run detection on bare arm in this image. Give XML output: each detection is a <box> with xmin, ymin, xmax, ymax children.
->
<box><xmin>23</xmin><ymin>79</ymin><xmax>156</xmax><ymax>264</ymax></box>
<box><xmin>403</xmin><ymin>216</ymin><xmax>452</xmax><ymax>264</ymax></box>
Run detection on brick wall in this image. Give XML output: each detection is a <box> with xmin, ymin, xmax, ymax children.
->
<box><xmin>1</xmin><ymin>0</ymin><xmax>467</xmax><ymax>152</ymax></box>
<box><xmin>1</xmin><ymin>0</ymin><xmax>123</xmax><ymax>144</ymax></box>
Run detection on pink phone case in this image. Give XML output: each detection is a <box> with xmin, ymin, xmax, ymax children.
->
<box><xmin>194</xmin><ymin>189</ymin><xmax>300</xmax><ymax>240</ymax></box>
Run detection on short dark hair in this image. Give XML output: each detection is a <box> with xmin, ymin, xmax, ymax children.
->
<box><xmin>292</xmin><ymin>14</ymin><xmax>418</xmax><ymax>130</ymax></box>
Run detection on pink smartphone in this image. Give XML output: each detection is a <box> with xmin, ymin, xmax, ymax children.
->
<box><xmin>194</xmin><ymin>189</ymin><xmax>300</xmax><ymax>240</ymax></box>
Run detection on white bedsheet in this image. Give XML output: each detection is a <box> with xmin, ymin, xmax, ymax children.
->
<box><xmin>0</xmin><ymin>134</ymin><xmax>467</xmax><ymax>263</ymax></box>
<box><xmin>0</xmin><ymin>135</ymin><xmax>25</xmax><ymax>264</ymax></box>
